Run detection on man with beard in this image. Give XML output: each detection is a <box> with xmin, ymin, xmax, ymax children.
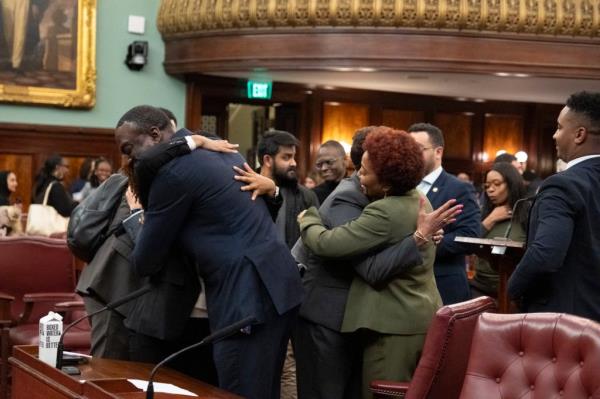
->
<box><xmin>508</xmin><ymin>91</ymin><xmax>600</xmax><ymax>321</ymax></box>
<box><xmin>257</xmin><ymin>130</ymin><xmax>319</xmax><ymax>248</ymax></box>
<box><xmin>253</xmin><ymin>130</ymin><xmax>318</xmax><ymax>399</ymax></box>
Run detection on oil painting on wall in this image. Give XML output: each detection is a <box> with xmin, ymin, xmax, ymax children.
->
<box><xmin>0</xmin><ymin>0</ymin><xmax>96</xmax><ymax>108</ymax></box>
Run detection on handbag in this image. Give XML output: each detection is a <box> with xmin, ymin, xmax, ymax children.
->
<box><xmin>67</xmin><ymin>173</ymin><xmax>129</xmax><ymax>262</ymax></box>
<box><xmin>26</xmin><ymin>182</ymin><xmax>70</xmax><ymax>236</ymax></box>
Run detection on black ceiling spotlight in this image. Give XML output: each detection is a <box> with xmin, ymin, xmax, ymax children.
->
<box><xmin>125</xmin><ymin>41</ymin><xmax>148</xmax><ymax>71</ymax></box>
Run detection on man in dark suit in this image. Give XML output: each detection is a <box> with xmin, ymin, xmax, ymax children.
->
<box><xmin>293</xmin><ymin>126</ymin><xmax>461</xmax><ymax>399</ymax></box>
<box><xmin>409</xmin><ymin>123</ymin><xmax>481</xmax><ymax>304</ymax></box>
<box><xmin>508</xmin><ymin>91</ymin><xmax>600</xmax><ymax>322</ymax></box>
<box><xmin>114</xmin><ymin>105</ymin><xmax>304</xmax><ymax>399</ymax></box>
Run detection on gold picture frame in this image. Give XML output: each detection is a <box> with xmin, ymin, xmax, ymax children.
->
<box><xmin>0</xmin><ymin>0</ymin><xmax>96</xmax><ymax>108</ymax></box>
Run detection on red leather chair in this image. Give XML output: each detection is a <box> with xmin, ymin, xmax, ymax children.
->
<box><xmin>460</xmin><ymin>312</ymin><xmax>600</xmax><ymax>399</ymax></box>
<box><xmin>0</xmin><ymin>237</ymin><xmax>90</xmax><ymax>399</ymax></box>
<box><xmin>370</xmin><ymin>296</ymin><xmax>497</xmax><ymax>399</ymax></box>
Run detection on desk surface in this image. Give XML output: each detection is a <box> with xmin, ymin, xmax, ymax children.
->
<box><xmin>10</xmin><ymin>346</ymin><xmax>241</xmax><ymax>399</ymax></box>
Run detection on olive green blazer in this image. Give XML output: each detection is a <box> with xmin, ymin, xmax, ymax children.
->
<box><xmin>299</xmin><ymin>189</ymin><xmax>442</xmax><ymax>335</ymax></box>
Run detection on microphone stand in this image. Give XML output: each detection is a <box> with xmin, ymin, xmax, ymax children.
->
<box><xmin>146</xmin><ymin>316</ymin><xmax>256</xmax><ymax>399</ymax></box>
<box><xmin>55</xmin><ymin>285</ymin><xmax>152</xmax><ymax>369</ymax></box>
<box><xmin>490</xmin><ymin>196</ymin><xmax>534</xmax><ymax>255</ymax></box>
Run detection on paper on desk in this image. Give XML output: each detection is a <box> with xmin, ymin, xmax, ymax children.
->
<box><xmin>127</xmin><ymin>379</ymin><xmax>198</xmax><ymax>397</ymax></box>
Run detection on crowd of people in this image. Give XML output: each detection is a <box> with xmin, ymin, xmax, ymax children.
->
<box><xmin>1</xmin><ymin>90</ymin><xmax>599</xmax><ymax>399</ymax></box>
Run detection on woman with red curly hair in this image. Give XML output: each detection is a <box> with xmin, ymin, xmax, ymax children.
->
<box><xmin>298</xmin><ymin>127</ymin><xmax>443</xmax><ymax>397</ymax></box>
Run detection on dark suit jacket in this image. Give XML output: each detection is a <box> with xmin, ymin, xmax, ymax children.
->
<box><xmin>426</xmin><ymin>170</ymin><xmax>481</xmax><ymax>301</ymax></box>
<box><xmin>132</xmin><ymin>129</ymin><xmax>304</xmax><ymax>332</ymax></box>
<box><xmin>293</xmin><ymin>174</ymin><xmax>424</xmax><ymax>331</ymax></box>
<box><xmin>508</xmin><ymin>157</ymin><xmax>600</xmax><ymax>322</ymax></box>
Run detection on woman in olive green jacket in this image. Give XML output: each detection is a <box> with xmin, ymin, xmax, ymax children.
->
<box><xmin>299</xmin><ymin>127</ymin><xmax>444</xmax><ymax>398</ymax></box>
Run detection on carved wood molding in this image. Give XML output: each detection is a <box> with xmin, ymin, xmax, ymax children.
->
<box><xmin>158</xmin><ymin>0</ymin><xmax>599</xmax><ymax>37</ymax></box>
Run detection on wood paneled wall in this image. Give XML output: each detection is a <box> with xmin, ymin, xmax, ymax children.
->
<box><xmin>322</xmin><ymin>102</ymin><xmax>369</xmax><ymax>147</ymax></box>
<box><xmin>483</xmin><ymin>114</ymin><xmax>524</xmax><ymax>159</ymax></box>
<box><xmin>186</xmin><ymin>75</ymin><xmax>562</xmax><ymax>186</ymax></box>
<box><xmin>0</xmin><ymin>123</ymin><xmax>120</xmax><ymax>211</ymax></box>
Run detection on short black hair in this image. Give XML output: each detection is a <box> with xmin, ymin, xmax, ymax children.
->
<box><xmin>116</xmin><ymin>105</ymin><xmax>171</xmax><ymax>134</ymax></box>
<box><xmin>351</xmin><ymin>126</ymin><xmax>377</xmax><ymax>168</ymax></box>
<box><xmin>407</xmin><ymin>123</ymin><xmax>445</xmax><ymax>148</ymax></box>
<box><xmin>257</xmin><ymin>130</ymin><xmax>299</xmax><ymax>165</ymax></box>
<box><xmin>494</xmin><ymin>152</ymin><xmax>517</xmax><ymax>164</ymax></box>
<box><xmin>566</xmin><ymin>91</ymin><xmax>600</xmax><ymax>134</ymax></box>
<box><xmin>320</xmin><ymin>140</ymin><xmax>346</xmax><ymax>157</ymax></box>
<box><xmin>158</xmin><ymin>107</ymin><xmax>177</xmax><ymax>127</ymax></box>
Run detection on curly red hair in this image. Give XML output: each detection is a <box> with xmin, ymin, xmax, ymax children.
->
<box><xmin>363</xmin><ymin>127</ymin><xmax>424</xmax><ymax>195</ymax></box>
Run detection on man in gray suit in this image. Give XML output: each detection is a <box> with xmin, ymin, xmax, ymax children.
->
<box><xmin>293</xmin><ymin>126</ymin><xmax>460</xmax><ymax>399</ymax></box>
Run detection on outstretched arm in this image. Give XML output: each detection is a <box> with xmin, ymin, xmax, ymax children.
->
<box><xmin>134</xmin><ymin>135</ymin><xmax>238</xmax><ymax>208</ymax></box>
<box><xmin>299</xmin><ymin>203</ymin><xmax>392</xmax><ymax>259</ymax></box>
<box><xmin>353</xmin><ymin>198</ymin><xmax>462</xmax><ymax>287</ymax></box>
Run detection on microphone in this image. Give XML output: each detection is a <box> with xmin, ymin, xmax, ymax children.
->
<box><xmin>55</xmin><ymin>285</ymin><xmax>153</xmax><ymax>369</ymax></box>
<box><xmin>145</xmin><ymin>316</ymin><xmax>256</xmax><ymax>399</ymax></box>
<box><xmin>502</xmin><ymin>195</ymin><xmax>536</xmax><ymax>240</ymax></box>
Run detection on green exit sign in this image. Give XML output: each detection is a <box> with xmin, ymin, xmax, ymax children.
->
<box><xmin>247</xmin><ymin>81</ymin><xmax>272</xmax><ymax>99</ymax></box>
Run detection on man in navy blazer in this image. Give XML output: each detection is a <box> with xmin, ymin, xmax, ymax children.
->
<box><xmin>114</xmin><ymin>105</ymin><xmax>304</xmax><ymax>399</ymax></box>
<box><xmin>508</xmin><ymin>91</ymin><xmax>600</xmax><ymax>322</ymax></box>
<box><xmin>409</xmin><ymin>123</ymin><xmax>481</xmax><ymax>304</ymax></box>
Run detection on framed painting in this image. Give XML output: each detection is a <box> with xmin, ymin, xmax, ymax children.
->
<box><xmin>0</xmin><ymin>0</ymin><xmax>96</xmax><ymax>108</ymax></box>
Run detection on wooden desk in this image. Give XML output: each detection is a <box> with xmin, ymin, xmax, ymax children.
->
<box><xmin>9</xmin><ymin>346</ymin><xmax>240</xmax><ymax>399</ymax></box>
<box><xmin>455</xmin><ymin>236</ymin><xmax>524</xmax><ymax>313</ymax></box>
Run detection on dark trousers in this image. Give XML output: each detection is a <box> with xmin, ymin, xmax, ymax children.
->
<box><xmin>212</xmin><ymin>307</ymin><xmax>298</xmax><ymax>399</ymax></box>
<box><xmin>84</xmin><ymin>296</ymin><xmax>129</xmax><ymax>360</ymax></box>
<box><xmin>128</xmin><ymin>317</ymin><xmax>218</xmax><ymax>386</ymax></box>
<box><xmin>434</xmin><ymin>270</ymin><xmax>471</xmax><ymax>305</ymax></box>
<box><xmin>295</xmin><ymin>317</ymin><xmax>362</xmax><ymax>399</ymax></box>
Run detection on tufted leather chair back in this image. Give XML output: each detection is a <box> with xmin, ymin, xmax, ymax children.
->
<box><xmin>460</xmin><ymin>313</ymin><xmax>600</xmax><ymax>399</ymax></box>
<box><xmin>405</xmin><ymin>296</ymin><xmax>497</xmax><ymax>399</ymax></box>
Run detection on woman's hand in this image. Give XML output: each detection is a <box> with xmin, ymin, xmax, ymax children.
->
<box><xmin>414</xmin><ymin>197</ymin><xmax>463</xmax><ymax>246</ymax></box>
<box><xmin>233</xmin><ymin>163</ymin><xmax>276</xmax><ymax>200</ymax></box>
<box><xmin>192</xmin><ymin>135</ymin><xmax>239</xmax><ymax>153</ymax></box>
<box><xmin>482</xmin><ymin>205</ymin><xmax>511</xmax><ymax>231</ymax></box>
<box><xmin>297</xmin><ymin>209</ymin><xmax>308</xmax><ymax>225</ymax></box>
<box><xmin>125</xmin><ymin>186</ymin><xmax>142</xmax><ymax>210</ymax></box>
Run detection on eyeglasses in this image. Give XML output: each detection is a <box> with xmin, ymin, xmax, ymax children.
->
<box><xmin>315</xmin><ymin>158</ymin><xmax>340</xmax><ymax>169</ymax></box>
<box><xmin>484</xmin><ymin>181</ymin><xmax>506</xmax><ymax>190</ymax></box>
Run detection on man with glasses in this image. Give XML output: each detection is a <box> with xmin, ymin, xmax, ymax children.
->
<box><xmin>408</xmin><ymin>123</ymin><xmax>481</xmax><ymax>304</ymax></box>
<box><xmin>312</xmin><ymin>140</ymin><xmax>347</xmax><ymax>203</ymax></box>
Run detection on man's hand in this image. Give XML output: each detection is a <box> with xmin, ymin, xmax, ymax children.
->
<box><xmin>432</xmin><ymin>229</ymin><xmax>444</xmax><ymax>245</ymax></box>
<box><xmin>414</xmin><ymin>197</ymin><xmax>463</xmax><ymax>246</ymax></box>
<box><xmin>233</xmin><ymin>163</ymin><xmax>277</xmax><ymax>200</ymax></box>
<box><xmin>193</xmin><ymin>135</ymin><xmax>239</xmax><ymax>153</ymax></box>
